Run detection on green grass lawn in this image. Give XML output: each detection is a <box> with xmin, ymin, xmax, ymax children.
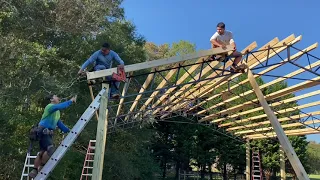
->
<box><xmin>310</xmin><ymin>174</ymin><xmax>320</xmax><ymax>180</ymax></box>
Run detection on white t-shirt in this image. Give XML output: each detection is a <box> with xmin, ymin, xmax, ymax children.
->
<box><xmin>210</xmin><ymin>30</ymin><xmax>235</xmax><ymax>45</ymax></box>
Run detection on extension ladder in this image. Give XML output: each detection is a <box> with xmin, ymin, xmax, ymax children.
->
<box><xmin>251</xmin><ymin>147</ymin><xmax>263</xmax><ymax>180</ymax></box>
<box><xmin>34</xmin><ymin>87</ymin><xmax>107</xmax><ymax>180</ymax></box>
<box><xmin>80</xmin><ymin>140</ymin><xmax>96</xmax><ymax>180</ymax></box>
<box><xmin>20</xmin><ymin>152</ymin><xmax>38</xmax><ymax>180</ymax></box>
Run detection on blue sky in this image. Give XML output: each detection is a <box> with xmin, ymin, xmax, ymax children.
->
<box><xmin>121</xmin><ymin>0</ymin><xmax>320</xmax><ymax>143</ymax></box>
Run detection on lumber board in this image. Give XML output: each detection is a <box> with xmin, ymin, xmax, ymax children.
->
<box><xmin>199</xmin><ymin>53</ymin><xmax>320</xmax><ymax>120</ymax></box>
<box><xmin>246</xmin><ymin>128</ymin><xmax>320</xmax><ymax>139</ymax></box>
<box><xmin>235</xmin><ymin>119</ymin><xmax>320</xmax><ymax>135</ymax></box>
<box><xmin>116</xmin><ymin>72</ymin><xmax>132</xmax><ymax>117</ymax></box>
<box><xmin>191</xmin><ymin>42</ymin><xmax>317</xmax><ymax>115</ymax></box>
<box><xmin>167</xmin><ymin>35</ymin><xmax>299</xmax><ymax>117</ymax></box>
<box><xmin>150</xmin><ymin>55</ymin><xmax>215</xmax><ymax>116</ymax></box>
<box><xmin>201</xmin><ymin>66</ymin><xmax>320</xmax><ymax>123</ymax></box>
<box><xmin>221</xmin><ymin>101</ymin><xmax>320</xmax><ymax>127</ymax></box>
<box><xmin>124</xmin><ymin>69</ymin><xmax>155</xmax><ymax>121</ymax></box>
<box><xmin>212</xmin><ymin>89</ymin><xmax>320</xmax><ymax>124</ymax></box>
<box><xmin>86</xmin><ymin>46</ymin><xmax>235</xmax><ymax>80</ymax></box>
<box><xmin>247</xmin><ymin>68</ymin><xmax>310</xmax><ymax>180</ymax></box>
<box><xmin>224</xmin><ymin>110</ymin><xmax>320</xmax><ymax>131</ymax></box>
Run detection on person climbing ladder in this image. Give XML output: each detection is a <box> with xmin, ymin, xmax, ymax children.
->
<box><xmin>78</xmin><ymin>42</ymin><xmax>125</xmax><ymax>99</ymax></box>
<box><xmin>28</xmin><ymin>94</ymin><xmax>77</xmax><ymax>178</ymax></box>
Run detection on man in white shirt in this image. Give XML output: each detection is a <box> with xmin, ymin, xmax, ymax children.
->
<box><xmin>209</xmin><ymin>22</ymin><xmax>242</xmax><ymax>72</ymax></box>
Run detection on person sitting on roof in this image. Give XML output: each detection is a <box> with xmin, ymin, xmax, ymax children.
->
<box><xmin>78</xmin><ymin>42</ymin><xmax>125</xmax><ymax>99</ymax></box>
<box><xmin>28</xmin><ymin>94</ymin><xmax>76</xmax><ymax>178</ymax></box>
<box><xmin>209</xmin><ymin>22</ymin><xmax>243</xmax><ymax>72</ymax></box>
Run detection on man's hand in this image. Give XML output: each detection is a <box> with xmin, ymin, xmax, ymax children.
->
<box><xmin>70</xmin><ymin>95</ymin><xmax>77</xmax><ymax>103</ymax></box>
<box><xmin>78</xmin><ymin>69</ymin><xmax>84</xmax><ymax>76</ymax></box>
<box><xmin>221</xmin><ymin>44</ymin><xmax>227</xmax><ymax>50</ymax></box>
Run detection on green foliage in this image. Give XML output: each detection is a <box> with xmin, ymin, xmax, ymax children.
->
<box><xmin>307</xmin><ymin>141</ymin><xmax>320</xmax><ymax>174</ymax></box>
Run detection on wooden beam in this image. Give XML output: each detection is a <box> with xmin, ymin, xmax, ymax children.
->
<box><xmin>156</xmin><ymin>41</ymin><xmax>261</xmax><ymax>118</ymax></box>
<box><xmin>150</xmin><ymin>55</ymin><xmax>217</xmax><ymax>115</ymax></box>
<box><xmin>86</xmin><ymin>46</ymin><xmax>235</xmax><ymax>80</ymax></box>
<box><xmin>223</xmin><ymin>111</ymin><xmax>320</xmax><ymax>130</ymax></box>
<box><xmin>168</xmin><ymin>35</ymin><xmax>300</xmax><ymax>117</ymax></box>
<box><xmin>246</xmin><ymin>128</ymin><xmax>320</xmax><ymax>139</ymax></box>
<box><xmin>205</xmin><ymin>75</ymin><xmax>320</xmax><ymax>124</ymax></box>
<box><xmin>247</xmin><ymin>68</ymin><xmax>310</xmax><ymax>180</ymax></box>
<box><xmin>222</xmin><ymin>101</ymin><xmax>320</xmax><ymax>128</ymax></box>
<box><xmin>116</xmin><ymin>72</ymin><xmax>133</xmax><ymax>117</ymax></box>
<box><xmin>124</xmin><ymin>69</ymin><xmax>155</xmax><ymax>121</ymax></box>
<box><xmin>199</xmin><ymin>51</ymin><xmax>320</xmax><ymax>121</ymax></box>
<box><xmin>134</xmin><ymin>62</ymin><xmax>184</xmax><ymax>119</ymax></box>
<box><xmin>92</xmin><ymin>84</ymin><xmax>109</xmax><ymax>180</ymax></box>
<box><xmin>88</xmin><ymin>84</ymin><xmax>99</xmax><ymax>121</ymax></box>
<box><xmin>235</xmin><ymin>119</ymin><xmax>320</xmax><ymax>135</ymax></box>
<box><xmin>212</xmin><ymin>89</ymin><xmax>320</xmax><ymax>124</ymax></box>
<box><xmin>197</xmin><ymin>42</ymin><xmax>318</xmax><ymax>120</ymax></box>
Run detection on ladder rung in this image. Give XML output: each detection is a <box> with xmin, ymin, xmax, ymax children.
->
<box><xmin>253</xmin><ymin>175</ymin><xmax>261</xmax><ymax>177</ymax></box>
<box><xmin>25</xmin><ymin>165</ymin><xmax>34</xmax><ymax>167</ymax></box>
<box><xmin>252</xmin><ymin>170</ymin><xmax>260</xmax><ymax>172</ymax></box>
<box><xmin>84</xmin><ymin>166</ymin><xmax>93</xmax><ymax>169</ymax></box>
<box><xmin>90</xmin><ymin>140</ymin><xmax>96</xmax><ymax>143</ymax></box>
<box><xmin>88</xmin><ymin>153</ymin><xmax>95</xmax><ymax>155</ymax></box>
<box><xmin>86</xmin><ymin>160</ymin><xmax>94</xmax><ymax>162</ymax></box>
<box><xmin>82</xmin><ymin>174</ymin><xmax>92</xmax><ymax>176</ymax></box>
<box><xmin>27</xmin><ymin>156</ymin><xmax>37</xmax><ymax>158</ymax></box>
<box><xmin>89</xmin><ymin>147</ymin><xmax>95</xmax><ymax>150</ymax></box>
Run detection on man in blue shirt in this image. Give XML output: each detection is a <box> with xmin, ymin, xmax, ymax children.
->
<box><xmin>78</xmin><ymin>42</ymin><xmax>125</xmax><ymax>99</ymax></box>
<box><xmin>28</xmin><ymin>94</ymin><xmax>76</xmax><ymax>178</ymax></box>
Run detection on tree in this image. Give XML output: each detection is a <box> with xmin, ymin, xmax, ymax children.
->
<box><xmin>0</xmin><ymin>1</ymin><xmax>148</xmax><ymax>179</ymax></box>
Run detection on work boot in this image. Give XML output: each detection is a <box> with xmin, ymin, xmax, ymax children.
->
<box><xmin>111</xmin><ymin>93</ymin><xmax>120</xmax><ymax>99</ymax></box>
<box><xmin>28</xmin><ymin>168</ymin><xmax>38</xmax><ymax>178</ymax></box>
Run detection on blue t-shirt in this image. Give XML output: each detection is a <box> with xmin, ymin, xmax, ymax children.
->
<box><xmin>80</xmin><ymin>50</ymin><xmax>124</xmax><ymax>70</ymax></box>
<box><xmin>38</xmin><ymin>100</ymin><xmax>73</xmax><ymax>133</ymax></box>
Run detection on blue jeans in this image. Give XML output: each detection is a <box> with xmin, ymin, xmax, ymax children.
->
<box><xmin>94</xmin><ymin>65</ymin><xmax>120</xmax><ymax>96</ymax></box>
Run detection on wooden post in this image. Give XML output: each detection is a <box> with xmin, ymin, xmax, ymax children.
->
<box><xmin>247</xmin><ymin>69</ymin><xmax>310</xmax><ymax>180</ymax></box>
<box><xmin>280</xmin><ymin>146</ymin><xmax>286</xmax><ymax>180</ymax></box>
<box><xmin>92</xmin><ymin>84</ymin><xmax>109</xmax><ymax>180</ymax></box>
<box><xmin>246</xmin><ymin>140</ymin><xmax>251</xmax><ymax>180</ymax></box>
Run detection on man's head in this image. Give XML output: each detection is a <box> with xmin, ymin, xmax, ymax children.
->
<box><xmin>101</xmin><ymin>42</ymin><xmax>111</xmax><ymax>55</ymax></box>
<box><xmin>216</xmin><ymin>22</ymin><xmax>225</xmax><ymax>35</ymax></box>
<box><xmin>46</xmin><ymin>94</ymin><xmax>60</xmax><ymax>104</ymax></box>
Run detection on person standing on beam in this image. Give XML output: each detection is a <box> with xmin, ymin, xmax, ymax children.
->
<box><xmin>209</xmin><ymin>22</ymin><xmax>243</xmax><ymax>72</ymax></box>
<box><xmin>78</xmin><ymin>42</ymin><xmax>125</xmax><ymax>99</ymax></box>
<box><xmin>28</xmin><ymin>94</ymin><xmax>77</xmax><ymax>178</ymax></box>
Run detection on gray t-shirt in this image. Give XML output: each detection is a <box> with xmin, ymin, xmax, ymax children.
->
<box><xmin>210</xmin><ymin>30</ymin><xmax>235</xmax><ymax>45</ymax></box>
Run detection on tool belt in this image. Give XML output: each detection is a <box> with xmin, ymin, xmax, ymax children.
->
<box><xmin>29</xmin><ymin>125</ymin><xmax>54</xmax><ymax>141</ymax></box>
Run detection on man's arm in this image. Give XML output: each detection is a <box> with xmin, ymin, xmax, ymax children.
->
<box><xmin>112</xmin><ymin>51</ymin><xmax>124</xmax><ymax>65</ymax></box>
<box><xmin>48</xmin><ymin>100</ymin><xmax>73</xmax><ymax>113</ymax></box>
<box><xmin>80</xmin><ymin>51</ymin><xmax>99</xmax><ymax>71</ymax></box>
<box><xmin>57</xmin><ymin>120</ymin><xmax>70</xmax><ymax>133</ymax></box>
<box><xmin>228</xmin><ymin>32</ymin><xmax>236</xmax><ymax>50</ymax></box>
<box><xmin>210</xmin><ymin>32</ymin><xmax>224</xmax><ymax>48</ymax></box>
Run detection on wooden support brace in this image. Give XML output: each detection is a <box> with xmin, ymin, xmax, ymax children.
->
<box><xmin>92</xmin><ymin>84</ymin><xmax>109</xmax><ymax>180</ymax></box>
<box><xmin>247</xmin><ymin>69</ymin><xmax>309</xmax><ymax>180</ymax></box>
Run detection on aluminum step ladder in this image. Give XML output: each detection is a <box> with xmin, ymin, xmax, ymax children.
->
<box><xmin>20</xmin><ymin>152</ymin><xmax>38</xmax><ymax>180</ymax></box>
<box><xmin>251</xmin><ymin>147</ymin><xmax>263</xmax><ymax>180</ymax></box>
<box><xmin>80</xmin><ymin>140</ymin><xmax>96</xmax><ymax>180</ymax></box>
<box><xmin>34</xmin><ymin>87</ymin><xmax>107</xmax><ymax>180</ymax></box>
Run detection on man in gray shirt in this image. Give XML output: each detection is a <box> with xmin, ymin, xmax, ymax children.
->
<box><xmin>210</xmin><ymin>22</ymin><xmax>242</xmax><ymax>72</ymax></box>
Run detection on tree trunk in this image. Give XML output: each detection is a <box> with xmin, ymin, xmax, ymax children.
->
<box><xmin>200</xmin><ymin>164</ymin><xmax>205</xmax><ymax>180</ymax></box>
<box><xmin>175</xmin><ymin>161</ymin><xmax>180</xmax><ymax>180</ymax></box>
<box><xmin>162</xmin><ymin>157</ymin><xmax>167</xmax><ymax>179</ymax></box>
<box><xmin>223</xmin><ymin>163</ymin><xmax>227</xmax><ymax>180</ymax></box>
<box><xmin>209</xmin><ymin>164</ymin><xmax>213</xmax><ymax>180</ymax></box>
